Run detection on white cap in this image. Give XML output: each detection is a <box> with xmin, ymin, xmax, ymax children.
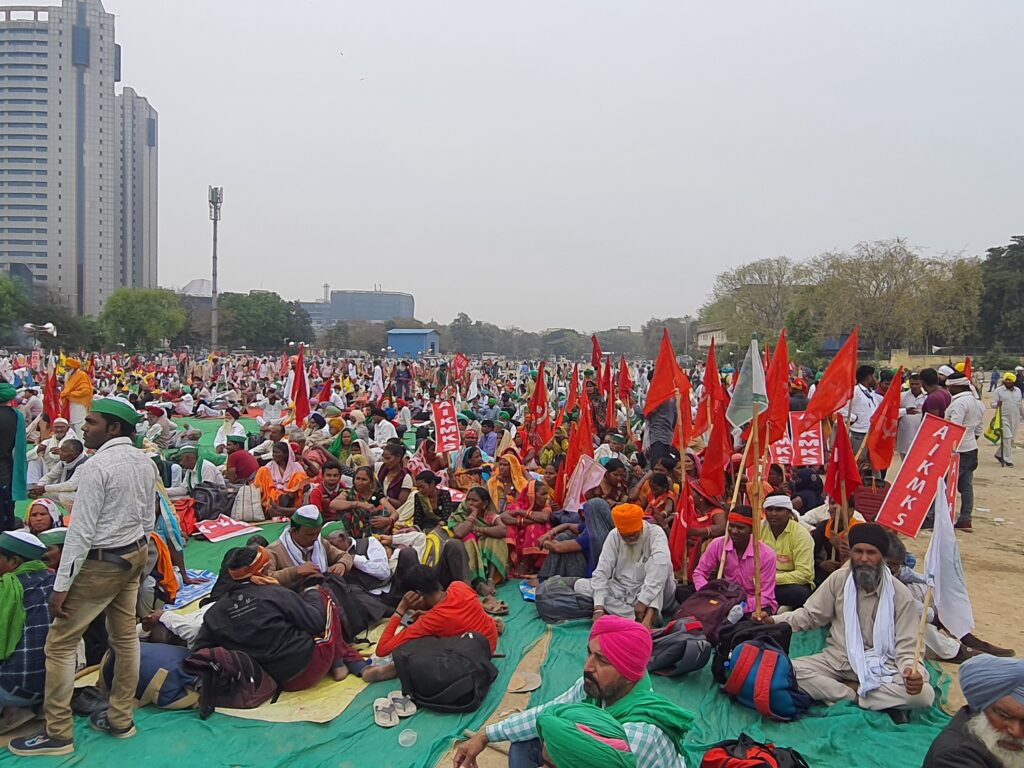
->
<box><xmin>938</xmin><ymin>365</ymin><xmax>955</xmax><ymax>377</ymax></box>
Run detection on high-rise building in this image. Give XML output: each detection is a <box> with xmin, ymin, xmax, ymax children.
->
<box><xmin>0</xmin><ymin>0</ymin><xmax>157</xmax><ymax>315</ymax></box>
<box><xmin>117</xmin><ymin>86</ymin><xmax>156</xmax><ymax>290</ymax></box>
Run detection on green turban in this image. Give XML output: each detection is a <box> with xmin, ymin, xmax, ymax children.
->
<box><xmin>460</xmin><ymin>409</ymin><xmax>478</xmax><ymax>421</ymax></box>
<box><xmin>538</xmin><ymin>703</ymin><xmax>637</xmax><ymax>768</ymax></box>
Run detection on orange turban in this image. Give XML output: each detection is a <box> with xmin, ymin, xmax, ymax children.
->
<box><xmin>612</xmin><ymin>503</ymin><xmax>645</xmax><ymax>537</ymax></box>
<box><xmin>65</xmin><ymin>358</ymin><xmax>81</xmax><ymax>369</ymax></box>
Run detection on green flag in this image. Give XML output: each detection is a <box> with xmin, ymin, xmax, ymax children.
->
<box><xmin>726</xmin><ymin>338</ymin><xmax>768</xmax><ymax>428</ymax></box>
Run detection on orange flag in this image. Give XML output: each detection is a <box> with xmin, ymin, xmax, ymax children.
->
<box><xmin>806</xmin><ymin>327</ymin><xmax>859</xmax><ymax>422</ymax></box>
<box><xmin>865</xmin><ymin>366</ymin><xmax>904</xmax><ymax>471</ymax></box>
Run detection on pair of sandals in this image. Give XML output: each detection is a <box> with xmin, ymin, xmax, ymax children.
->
<box><xmin>373</xmin><ymin>690</ymin><xmax>417</xmax><ymax>728</ymax></box>
<box><xmin>481</xmin><ymin>595</ymin><xmax>509</xmax><ymax>615</ymax></box>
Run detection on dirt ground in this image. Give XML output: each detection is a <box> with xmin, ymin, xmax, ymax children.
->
<box><xmin>439</xmin><ymin>398</ymin><xmax>1024</xmax><ymax>766</ymax></box>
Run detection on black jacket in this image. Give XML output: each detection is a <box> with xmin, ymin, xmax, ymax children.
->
<box><xmin>922</xmin><ymin>708</ymin><xmax>1001</xmax><ymax>768</ymax></box>
<box><xmin>195</xmin><ymin>581</ymin><xmax>325</xmax><ymax>685</ymax></box>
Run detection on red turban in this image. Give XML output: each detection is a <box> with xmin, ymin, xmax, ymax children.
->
<box><xmin>590</xmin><ymin>615</ymin><xmax>652</xmax><ymax>682</ymax></box>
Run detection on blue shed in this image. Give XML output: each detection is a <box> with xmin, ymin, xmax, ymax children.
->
<box><xmin>387</xmin><ymin>329</ymin><xmax>441</xmax><ymax>357</ymax></box>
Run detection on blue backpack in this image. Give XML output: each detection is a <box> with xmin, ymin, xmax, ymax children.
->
<box><xmin>720</xmin><ymin>637</ymin><xmax>812</xmax><ymax>721</ymax></box>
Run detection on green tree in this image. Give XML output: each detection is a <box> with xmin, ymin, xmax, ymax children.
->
<box><xmin>99</xmin><ymin>288</ymin><xmax>187</xmax><ymax>351</ymax></box>
<box><xmin>319</xmin><ymin>321</ymin><xmax>350</xmax><ymax>352</ymax></box>
<box><xmin>218</xmin><ymin>292</ymin><xmax>313</xmax><ymax>351</ymax></box>
<box><xmin>979</xmin><ymin>237</ymin><xmax>1024</xmax><ymax>347</ymax></box>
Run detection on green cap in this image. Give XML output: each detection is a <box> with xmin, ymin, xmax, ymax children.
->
<box><xmin>291</xmin><ymin>505</ymin><xmax>324</xmax><ymax>528</ymax></box>
<box><xmin>38</xmin><ymin>527</ymin><xmax>68</xmax><ymax>547</ymax></box>
<box><xmin>226</xmin><ymin>435</ymin><xmax>247</xmax><ymax>445</ymax></box>
<box><xmin>176</xmin><ymin>445</ymin><xmax>199</xmax><ymax>457</ymax></box>
<box><xmin>91</xmin><ymin>396</ymin><xmax>142</xmax><ymax>425</ymax></box>
<box><xmin>0</xmin><ymin>530</ymin><xmax>46</xmax><ymax>561</ymax></box>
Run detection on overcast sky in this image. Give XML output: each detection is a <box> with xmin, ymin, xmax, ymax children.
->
<box><xmin>98</xmin><ymin>0</ymin><xmax>1024</xmax><ymax>331</ymax></box>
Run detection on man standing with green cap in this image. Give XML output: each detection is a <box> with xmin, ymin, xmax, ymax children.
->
<box><xmin>0</xmin><ymin>530</ymin><xmax>52</xmax><ymax>734</ymax></box>
<box><xmin>11</xmin><ymin>396</ymin><xmax>156</xmax><ymax>757</ymax></box>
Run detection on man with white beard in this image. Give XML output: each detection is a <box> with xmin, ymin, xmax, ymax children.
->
<box><xmin>924</xmin><ymin>655</ymin><xmax>1024</xmax><ymax>768</ymax></box>
<box><xmin>572</xmin><ymin>503</ymin><xmax>675</xmax><ymax>628</ymax></box>
<box><xmin>756</xmin><ymin>523</ymin><xmax>934</xmax><ymax>721</ymax></box>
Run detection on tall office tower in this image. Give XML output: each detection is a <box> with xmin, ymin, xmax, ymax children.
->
<box><xmin>117</xmin><ymin>86</ymin><xmax>156</xmax><ymax>290</ymax></box>
<box><xmin>0</xmin><ymin>0</ymin><xmax>157</xmax><ymax>315</ymax></box>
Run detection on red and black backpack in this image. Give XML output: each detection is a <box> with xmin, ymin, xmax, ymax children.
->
<box><xmin>701</xmin><ymin>733</ymin><xmax>811</xmax><ymax>768</ymax></box>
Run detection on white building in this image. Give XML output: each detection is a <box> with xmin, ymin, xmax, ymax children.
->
<box><xmin>0</xmin><ymin>0</ymin><xmax>157</xmax><ymax>315</ymax></box>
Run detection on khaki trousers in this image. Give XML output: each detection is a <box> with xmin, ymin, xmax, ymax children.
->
<box><xmin>793</xmin><ymin>651</ymin><xmax>935</xmax><ymax>711</ymax></box>
<box><xmin>44</xmin><ymin>544</ymin><xmax>147</xmax><ymax>741</ymax></box>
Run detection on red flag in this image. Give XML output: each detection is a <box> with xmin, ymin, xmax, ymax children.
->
<box><xmin>604</xmin><ymin>357</ymin><xmax>616</xmax><ymax>430</ymax></box>
<box><xmin>617</xmin><ymin>356</ymin><xmax>633</xmax><ymax>404</ymax></box>
<box><xmin>668</xmin><ymin>490</ymin><xmax>692</xmax><ymax>572</ymax></box>
<box><xmin>591</xmin><ymin>335</ymin><xmax>603</xmax><ymax>373</ymax></box>
<box><xmin>565</xmin><ymin>364</ymin><xmax>579</xmax><ymax>414</ymax></box>
<box><xmin>673</xmin><ymin>375</ymin><xmax>693</xmax><ymax>451</ymax></box>
<box><xmin>963</xmin><ymin>356</ymin><xmax>973</xmax><ymax>380</ymax></box>
<box><xmin>528</xmin><ymin>361</ymin><xmax>553</xmax><ymax>446</ymax></box>
<box><xmin>644</xmin><ymin>328</ymin><xmax>689</xmax><ymax>416</ymax></box>
<box><xmin>699</xmin><ymin>400</ymin><xmax>732</xmax><ymax>499</ymax></box>
<box><xmin>865</xmin><ymin>366</ymin><xmax>904</xmax><ymax>471</ymax></box>
<box><xmin>576</xmin><ymin>386</ymin><xmax>596</xmax><ymax>459</ymax></box>
<box><xmin>292</xmin><ymin>344</ymin><xmax>311</xmax><ymax>427</ymax></box>
<box><xmin>43</xmin><ymin>367</ymin><xmax>61</xmax><ymax>423</ymax></box>
<box><xmin>824</xmin><ymin>417</ymin><xmax>861</xmax><ymax>502</ymax></box>
<box><xmin>280</xmin><ymin>352</ymin><xmax>289</xmax><ymax>378</ymax></box>
<box><xmin>805</xmin><ymin>327</ymin><xmax>859</xmax><ymax>422</ymax></box>
<box><xmin>693</xmin><ymin>338</ymin><xmax>726</xmax><ymax>436</ymax></box>
<box><xmin>86</xmin><ymin>355</ymin><xmax>96</xmax><ymax>379</ymax></box>
<box><xmin>747</xmin><ymin>329</ymin><xmax>790</xmax><ymax>445</ymax></box>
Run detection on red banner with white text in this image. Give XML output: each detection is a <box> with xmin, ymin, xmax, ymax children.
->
<box><xmin>790</xmin><ymin>413</ymin><xmax>825</xmax><ymax>467</ymax></box>
<box><xmin>433</xmin><ymin>400</ymin><xmax>461</xmax><ymax>453</ymax></box>
<box><xmin>875</xmin><ymin>414</ymin><xmax>966</xmax><ymax>537</ymax></box>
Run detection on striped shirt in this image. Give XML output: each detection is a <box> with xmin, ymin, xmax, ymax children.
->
<box><xmin>485</xmin><ymin>678</ymin><xmax>685</xmax><ymax>767</ymax></box>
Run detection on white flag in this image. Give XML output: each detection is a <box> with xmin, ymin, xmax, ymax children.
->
<box><xmin>924</xmin><ymin>478</ymin><xmax>975</xmax><ymax>639</ymax></box>
<box><xmin>726</xmin><ymin>338</ymin><xmax>768</xmax><ymax>428</ymax></box>
<box><xmin>564</xmin><ymin>455</ymin><xmax>607</xmax><ymax>514</ymax></box>
<box><xmin>467</xmin><ymin>376</ymin><xmax>479</xmax><ymax>403</ymax></box>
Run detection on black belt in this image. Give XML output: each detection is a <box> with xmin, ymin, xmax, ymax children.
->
<box><xmin>86</xmin><ymin>537</ymin><xmax>147</xmax><ymax>570</ymax></box>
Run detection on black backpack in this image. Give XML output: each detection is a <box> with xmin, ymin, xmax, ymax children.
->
<box><xmin>192</xmin><ymin>482</ymin><xmax>236</xmax><ymax>522</ymax></box>
<box><xmin>673</xmin><ymin>579</ymin><xmax>746</xmax><ymax>642</ymax></box>
<box><xmin>392</xmin><ymin>632</ymin><xmax>498</xmax><ymax>713</ymax></box>
<box><xmin>712</xmin><ymin>620</ymin><xmax>793</xmax><ymax>685</ymax></box>
<box><xmin>184</xmin><ymin>647</ymin><xmax>279</xmax><ymax>719</ymax></box>
<box><xmin>320</xmin><ymin>574</ymin><xmax>388</xmax><ymax>643</ymax></box>
<box><xmin>647</xmin><ymin>616</ymin><xmax>713</xmax><ymax>678</ymax></box>
<box><xmin>535</xmin><ymin>576</ymin><xmax>593</xmax><ymax>624</ymax></box>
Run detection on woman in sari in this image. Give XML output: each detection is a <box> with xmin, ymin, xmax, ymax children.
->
<box><xmin>376</xmin><ymin>443</ymin><xmax>412</xmax><ymax>509</ymax></box>
<box><xmin>447</xmin><ymin>486</ymin><xmax>508</xmax><ymax>613</ymax></box>
<box><xmin>684</xmin><ymin>478</ymin><xmax>726</xmax><ymax>580</ymax></box>
<box><xmin>327</xmin><ymin>424</ymin><xmax>357</xmax><ymax>464</ymax></box>
<box><xmin>502</xmin><ymin>480</ymin><xmax>552</xmax><ymax>577</ymax></box>
<box><xmin>586</xmin><ymin>458</ymin><xmax>630</xmax><ymax>505</ymax></box>
<box><xmin>450</xmin><ymin>445</ymin><xmax>490</xmax><ymax>492</ymax></box>
<box><xmin>350</xmin><ymin>409</ymin><xmax>370</xmax><ymax>443</ymax></box>
<box><xmin>486</xmin><ymin>453</ymin><xmax>529</xmax><ymax>514</ymax></box>
<box><xmin>331</xmin><ymin>465</ymin><xmax>394</xmax><ymax>538</ymax></box>
<box><xmin>253</xmin><ymin>441</ymin><xmax>310</xmax><ymax>514</ymax></box>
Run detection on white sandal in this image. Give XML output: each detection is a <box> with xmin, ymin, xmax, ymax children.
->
<box><xmin>373</xmin><ymin>697</ymin><xmax>400</xmax><ymax>728</ymax></box>
<box><xmin>388</xmin><ymin>690</ymin><xmax>417</xmax><ymax>717</ymax></box>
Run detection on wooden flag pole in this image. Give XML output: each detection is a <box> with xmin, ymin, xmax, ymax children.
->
<box><xmin>674</xmin><ymin>390</ymin><xmax>691</xmax><ymax>583</ymax></box>
<box><xmin>751</xmin><ymin>402</ymin><xmax>763</xmax><ymax>614</ymax></box>
<box><xmin>913</xmin><ymin>586</ymin><xmax>933</xmax><ymax>668</ymax></box>
<box><xmin>716</xmin><ymin>427</ymin><xmax>756</xmax><ymax>581</ymax></box>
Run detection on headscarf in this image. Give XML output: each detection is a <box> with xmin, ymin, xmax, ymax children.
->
<box><xmin>0</xmin><ymin>530</ymin><xmax>48</xmax><ymax>661</ymax></box>
<box><xmin>960</xmin><ymin>656</ymin><xmax>1024</xmax><ymax>712</ymax></box>
<box><xmin>612</xmin><ymin>504</ymin><xmax>645</xmax><ymax>537</ymax></box>
<box><xmin>590</xmin><ymin>615</ymin><xmax>653</xmax><ymax>682</ymax></box>
<box><xmin>488</xmin><ymin>452</ymin><xmax>529</xmax><ymax>504</ymax></box>
<box><xmin>328</xmin><ymin>426</ymin><xmax>356</xmax><ymax>462</ymax></box>
<box><xmin>27</xmin><ymin>498</ymin><xmax>64</xmax><ymax>530</ymax></box>
<box><xmin>538</xmin><ymin>703</ymin><xmax>636</xmax><ymax>768</ymax></box>
<box><xmin>512</xmin><ymin>480</ymin><xmax>550</xmax><ymax>513</ymax></box>
<box><xmin>269</xmin><ymin>442</ymin><xmax>305</xmax><ymax>487</ymax></box>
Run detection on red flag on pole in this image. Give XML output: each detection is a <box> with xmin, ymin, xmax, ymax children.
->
<box><xmin>591</xmin><ymin>335</ymin><xmax>603</xmax><ymax>373</ymax></box>
<box><xmin>617</xmin><ymin>356</ymin><xmax>633</xmax><ymax>404</ymax></box>
<box><xmin>865</xmin><ymin>366</ymin><xmax>904</xmax><ymax>471</ymax></box>
<box><xmin>44</xmin><ymin>367</ymin><xmax>61</xmax><ymax>423</ymax></box>
<box><xmin>805</xmin><ymin>327</ymin><xmax>859</xmax><ymax>422</ymax></box>
<box><xmin>576</xmin><ymin>386</ymin><xmax>596</xmax><ymax>459</ymax></box>
<box><xmin>824</xmin><ymin>417</ymin><xmax>862</xmax><ymax>500</ymax></box>
<box><xmin>528</xmin><ymin>361</ymin><xmax>553</xmax><ymax>446</ymax></box>
<box><xmin>668</xmin><ymin>489</ymin><xmax>692</xmax><ymax>572</ymax></box>
<box><xmin>699</xmin><ymin>400</ymin><xmax>732</xmax><ymax>499</ymax></box>
<box><xmin>292</xmin><ymin>344</ymin><xmax>311</xmax><ymax>427</ymax></box>
<box><xmin>604</xmin><ymin>357</ymin><xmax>616</xmax><ymax>430</ymax></box>
<box><xmin>746</xmin><ymin>329</ymin><xmax>790</xmax><ymax>445</ymax></box>
<box><xmin>963</xmin><ymin>356</ymin><xmax>973</xmax><ymax>380</ymax></box>
<box><xmin>565</xmin><ymin>364</ymin><xmax>579</xmax><ymax>414</ymax></box>
<box><xmin>644</xmin><ymin>328</ymin><xmax>689</xmax><ymax>416</ymax></box>
<box><xmin>693</xmin><ymin>338</ymin><xmax>727</xmax><ymax>436</ymax></box>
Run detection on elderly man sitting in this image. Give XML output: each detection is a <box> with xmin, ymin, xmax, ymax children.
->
<box><xmin>757</xmin><ymin>523</ymin><xmax>934</xmax><ymax>720</ymax></box>
<box><xmin>166</xmin><ymin>446</ymin><xmax>224</xmax><ymax>498</ymax></box>
<box><xmin>267</xmin><ymin>506</ymin><xmax>354</xmax><ymax>589</ymax></box>
<box><xmin>572</xmin><ymin>503</ymin><xmax>675</xmax><ymax>627</ymax></box>
<box><xmin>456</xmin><ymin>615</ymin><xmax>692</xmax><ymax>767</ymax></box>
<box><xmin>29</xmin><ymin>439</ymin><xmax>87</xmax><ymax>509</ymax></box>
<box><xmin>924</xmin><ymin>655</ymin><xmax>1024</xmax><ymax>767</ymax></box>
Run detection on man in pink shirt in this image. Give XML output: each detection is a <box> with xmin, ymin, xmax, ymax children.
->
<box><xmin>692</xmin><ymin>508</ymin><xmax>778</xmax><ymax>613</ymax></box>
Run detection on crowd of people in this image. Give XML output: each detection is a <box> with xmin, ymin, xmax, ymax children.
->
<box><xmin>0</xmin><ymin>345</ymin><xmax>1021</xmax><ymax>766</ymax></box>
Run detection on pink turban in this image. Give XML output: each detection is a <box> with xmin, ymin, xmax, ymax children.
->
<box><xmin>590</xmin><ymin>615</ymin><xmax>652</xmax><ymax>682</ymax></box>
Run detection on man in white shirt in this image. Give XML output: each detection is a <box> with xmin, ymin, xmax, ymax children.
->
<box><xmin>937</xmin><ymin>372</ymin><xmax>985</xmax><ymax>532</ymax></box>
<box><xmin>326</xmin><ymin>528</ymin><xmax>398</xmax><ymax>599</ymax></box>
<box><xmin>11</xmin><ymin>397</ymin><xmax>155</xmax><ymax>756</ymax></box>
<box><xmin>30</xmin><ymin>439</ymin><xmax>87</xmax><ymax>506</ymax></box>
<box><xmin>166</xmin><ymin>446</ymin><xmax>225</xmax><ymax>499</ymax></box>
<box><xmin>896</xmin><ymin>373</ymin><xmax>926</xmax><ymax>458</ymax></box>
<box><xmin>256</xmin><ymin>391</ymin><xmax>285</xmax><ymax>429</ymax></box>
<box><xmin>370</xmin><ymin>407</ymin><xmax>398</xmax><ymax>445</ymax></box>
<box><xmin>993</xmin><ymin>371</ymin><xmax>1024</xmax><ymax>467</ymax></box>
<box><xmin>848</xmin><ymin>365</ymin><xmax>880</xmax><ymax>460</ymax></box>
